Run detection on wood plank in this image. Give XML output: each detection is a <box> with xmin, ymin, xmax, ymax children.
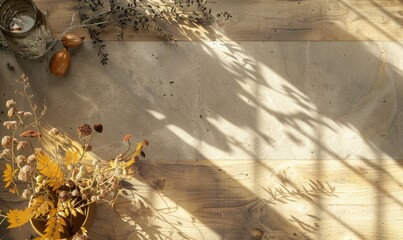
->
<box><xmin>4</xmin><ymin>159</ymin><xmax>401</xmax><ymax>239</ymax></box>
<box><xmin>33</xmin><ymin>0</ymin><xmax>403</xmax><ymax>41</ymax></box>
<box><xmin>86</xmin><ymin>159</ymin><xmax>403</xmax><ymax>239</ymax></box>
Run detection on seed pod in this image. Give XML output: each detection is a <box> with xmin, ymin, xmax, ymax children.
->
<box><xmin>49</xmin><ymin>48</ymin><xmax>71</xmax><ymax>77</ymax></box>
<box><xmin>93</xmin><ymin>123</ymin><xmax>103</xmax><ymax>133</ymax></box>
<box><xmin>61</xmin><ymin>34</ymin><xmax>85</xmax><ymax>48</ymax></box>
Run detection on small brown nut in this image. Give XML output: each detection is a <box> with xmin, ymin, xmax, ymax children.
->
<box><xmin>49</xmin><ymin>48</ymin><xmax>71</xmax><ymax>77</ymax></box>
<box><xmin>61</xmin><ymin>34</ymin><xmax>85</xmax><ymax>48</ymax></box>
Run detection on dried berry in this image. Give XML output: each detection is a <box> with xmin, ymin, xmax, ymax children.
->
<box><xmin>49</xmin><ymin>48</ymin><xmax>71</xmax><ymax>77</ymax></box>
<box><xmin>93</xmin><ymin>123</ymin><xmax>103</xmax><ymax>133</ymax></box>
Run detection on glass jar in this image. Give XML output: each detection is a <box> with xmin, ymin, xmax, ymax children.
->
<box><xmin>0</xmin><ymin>0</ymin><xmax>53</xmax><ymax>59</ymax></box>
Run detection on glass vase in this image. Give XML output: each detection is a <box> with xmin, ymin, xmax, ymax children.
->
<box><xmin>0</xmin><ymin>0</ymin><xmax>53</xmax><ymax>59</ymax></box>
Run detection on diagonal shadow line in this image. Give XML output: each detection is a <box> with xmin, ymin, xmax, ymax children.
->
<box><xmin>2</xmin><ymin>5</ymin><xmax>402</xmax><ymax>239</ymax></box>
<box><xmin>360</xmin><ymin>157</ymin><xmax>403</xmax><ymax>188</ymax></box>
<box><xmin>337</xmin><ymin>0</ymin><xmax>403</xmax><ymax>44</ymax></box>
<box><xmin>277</xmin><ymin>127</ymin><xmax>403</xmax><ymax>208</ymax></box>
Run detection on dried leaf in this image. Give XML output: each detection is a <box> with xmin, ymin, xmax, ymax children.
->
<box><xmin>29</xmin><ymin>197</ymin><xmax>54</xmax><ymax>218</ymax></box>
<box><xmin>3</xmin><ymin>164</ymin><xmax>16</xmax><ymax>188</ymax></box>
<box><xmin>20</xmin><ymin>130</ymin><xmax>41</xmax><ymax>138</ymax></box>
<box><xmin>37</xmin><ymin>153</ymin><xmax>64</xmax><ymax>190</ymax></box>
<box><xmin>64</xmin><ymin>151</ymin><xmax>80</xmax><ymax>166</ymax></box>
<box><xmin>6</xmin><ymin>208</ymin><xmax>32</xmax><ymax>228</ymax></box>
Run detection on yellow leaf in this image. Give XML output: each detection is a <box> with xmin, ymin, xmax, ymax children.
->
<box><xmin>81</xmin><ymin>226</ymin><xmax>88</xmax><ymax>234</ymax></box>
<box><xmin>29</xmin><ymin>197</ymin><xmax>54</xmax><ymax>218</ymax></box>
<box><xmin>43</xmin><ymin>208</ymin><xmax>63</xmax><ymax>239</ymax></box>
<box><xmin>64</xmin><ymin>151</ymin><xmax>79</xmax><ymax>166</ymax></box>
<box><xmin>36</xmin><ymin>153</ymin><xmax>64</xmax><ymax>190</ymax></box>
<box><xmin>76</xmin><ymin>207</ymin><xmax>84</xmax><ymax>215</ymax></box>
<box><xmin>58</xmin><ymin>217</ymin><xmax>66</xmax><ymax>226</ymax></box>
<box><xmin>3</xmin><ymin>164</ymin><xmax>15</xmax><ymax>188</ymax></box>
<box><xmin>7</xmin><ymin>208</ymin><xmax>32</xmax><ymax>228</ymax></box>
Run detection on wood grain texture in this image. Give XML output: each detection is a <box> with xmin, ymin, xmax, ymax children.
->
<box><xmin>34</xmin><ymin>0</ymin><xmax>403</xmax><ymax>41</ymax></box>
<box><xmin>78</xmin><ymin>159</ymin><xmax>403</xmax><ymax>239</ymax></box>
<box><xmin>3</xmin><ymin>159</ymin><xmax>401</xmax><ymax>239</ymax></box>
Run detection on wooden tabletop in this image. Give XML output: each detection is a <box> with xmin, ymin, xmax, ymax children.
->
<box><xmin>36</xmin><ymin>0</ymin><xmax>403</xmax><ymax>41</ymax></box>
<box><xmin>1</xmin><ymin>1</ymin><xmax>403</xmax><ymax>240</ymax></box>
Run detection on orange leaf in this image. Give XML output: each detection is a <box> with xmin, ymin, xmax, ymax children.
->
<box><xmin>20</xmin><ymin>130</ymin><xmax>41</xmax><ymax>138</ymax></box>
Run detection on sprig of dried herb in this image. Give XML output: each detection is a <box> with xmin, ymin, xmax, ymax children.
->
<box><xmin>72</xmin><ymin>0</ymin><xmax>231</xmax><ymax>64</ymax></box>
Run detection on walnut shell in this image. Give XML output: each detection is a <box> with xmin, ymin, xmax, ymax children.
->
<box><xmin>49</xmin><ymin>48</ymin><xmax>71</xmax><ymax>77</ymax></box>
<box><xmin>61</xmin><ymin>34</ymin><xmax>85</xmax><ymax>48</ymax></box>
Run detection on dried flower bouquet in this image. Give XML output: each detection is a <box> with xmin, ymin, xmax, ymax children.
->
<box><xmin>0</xmin><ymin>74</ymin><xmax>147</xmax><ymax>239</ymax></box>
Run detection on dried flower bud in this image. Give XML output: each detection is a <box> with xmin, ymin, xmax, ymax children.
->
<box><xmin>16</xmin><ymin>155</ymin><xmax>26</xmax><ymax>165</ymax></box>
<box><xmin>96</xmin><ymin>175</ymin><xmax>103</xmax><ymax>183</ymax></box>
<box><xmin>62</xmin><ymin>34</ymin><xmax>85</xmax><ymax>48</ymax></box>
<box><xmin>75</xmin><ymin>172</ymin><xmax>84</xmax><ymax>181</ymax></box>
<box><xmin>82</xmin><ymin>144</ymin><xmax>92</xmax><ymax>152</ymax></box>
<box><xmin>72</xmin><ymin>189</ymin><xmax>79</xmax><ymax>197</ymax></box>
<box><xmin>18</xmin><ymin>165</ymin><xmax>34</xmax><ymax>181</ymax></box>
<box><xmin>17</xmin><ymin>111</ymin><xmax>25</xmax><ymax>116</ymax></box>
<box><xmin>48</xmin><ymin>128</ymin><xmax>60</xmax><ymax>136</ymax></box>
<box><xmin>23</xmin><ymin>112</ymin><xmax>32</xmax><ymax>117</ymax></box>
<box><xmin>6</xmin><ymin>99</ymin><xmax>16</xmax><ymax>108</ymax></box>
<box><xmin>77</xmin><ymin>124</ymin><xmax>92</xmax><ymax>138</ymax></box>
<box><xmin>1</xmin><ymin>149</ymin><xmax>11</xmax><ymax>157</ymax></box>
<box><xmin>49</xmin><ymin>48</ymin><xmax>71</xmax><ymax>77</ymax></box>
<box><xmin>114</xmin><ymin>167</ymin><xmax>123</xmax><ymax>176</ymax></box>
<box><xmin>7</xmin><ymin>108</ymin><xmax>15</xmax><ymax>117</ymax></box>
<box><xmin>93</xmin><ymin>123</ymin><xmax>103</xmax><ymax>133</ymax></box>
<box><xmin>65</xmin><ymin>179</ymin><xmax>75</xmax><ymax>188</ymax></box>
<box><xmin>22</xmin><ymin>189</ymin><xmax>32</xmax><ymax>198</ymax></box>
<box><xmin>91</xmin><ymin>195</ymin><xmax>97</xmax><ymax>202</ymax></box>
<box><xmin>27</xmin><ymin>154</ymin><xmax>36</xmax><ymax>163</ymax></box>
<box><xmin>123</xmin><ymin>134</ymin><xmax>132</xmax><ymax>142</ymax></box>
<box><xmin>59</xmin><ymin>191</ymin><xmax>70</xmax><ymax>202</ymax></box>
<box><xmin>1</xmin><ymin>136</ymin><xmax>12</xmax><ymax>148</ymax></box>
<box><xmin>72</xmin><ymin>233</ymin><xmax>89</xmax><ymax>240</ymax></box>
<box><xmin>35</xmin><ymin>175</ymin><xmax>43</xmax><ymax>183</ymax></box>
<box><xmin>17</xmin><ymin>141</ymin><xmax>28</xmax><ymax>151</ymax></box>
<box><xmin>3</xmin><ymin>121</ymin><xmax>17</xmax><ymax>129</ymax></box>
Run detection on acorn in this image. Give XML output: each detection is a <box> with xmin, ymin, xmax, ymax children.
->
<box><xmin>61</xmin><ymin>34</ymin><xmax>85</xmax><ymax>48</ymax></box>
<box><xmin>49</xmin><ymin>48</ymin><xmax>71</xmax><ymax>76</ymax></box>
